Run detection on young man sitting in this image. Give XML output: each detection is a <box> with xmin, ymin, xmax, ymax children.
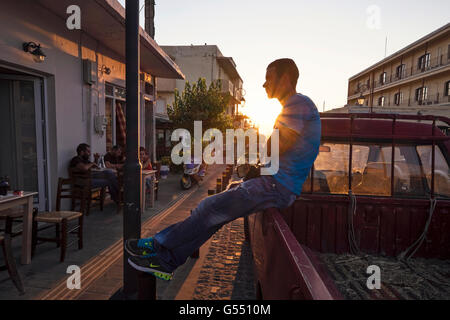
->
<box><xmin>125</xmin><ymin>59</ymin><xmax>322</xmax><ymax>281</ymax></box>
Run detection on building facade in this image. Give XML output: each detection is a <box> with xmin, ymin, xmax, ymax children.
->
<box><xmin>347</xmin><ymin>23</ymin><xmax>450</xmax><ymax>118</ymax></box>
<box><xmin>0</xmin><ymin>0</ymin><xmax>183</xmax><ymax>211</ymax></box>
<box><xmin>154</xmin><ymin>45</ymin><xmax>245</xmax><ymax>158</ymax></box>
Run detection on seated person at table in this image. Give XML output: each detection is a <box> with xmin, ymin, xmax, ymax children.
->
<box><xmin>140</xmin><ymin>147</ymin><xmax>153</xmax><ymax>170</ymax></box>
<box><xmin>69</xmin><ymin>143</ymin><xmax>120</xmax><ymax>204</ymax></box>
<box><xmin>104</xmin><ymin>145</ymin><xmax>125</xmax><ymax>170</ymax></box>
<box><xmin>140</xmin><ymin>147</ymin><xmax>155</xmax><ymax>195</ymax></box>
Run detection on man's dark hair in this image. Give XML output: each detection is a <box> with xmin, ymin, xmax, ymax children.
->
<box><xmin>76</xmin><ymin>143</ymin><xmax>90</xmax><ymax>155</ymax></box>
<box><xmin>112</xmin><ymin>145</ymin><xmax>121</xmax><ymax>151</ymax></box>
<box><xmin>267</xmin><ymin>58</ymin><xmax>299</xmax><ymax>89</ymax></box>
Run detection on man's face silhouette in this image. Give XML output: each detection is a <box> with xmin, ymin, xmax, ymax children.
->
<box><xmin>263</xmin><ymin>66</ymin><xmax>289</xmax><ymax>100</ymax></box>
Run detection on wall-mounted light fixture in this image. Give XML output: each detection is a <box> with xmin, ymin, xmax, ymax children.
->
<box><xmin>101</xmin><ymin>65</ymin><xmax>111</xmax><ymax>75</ymax></box>
<box><xmin>23</xmin><ymin>42</ymin><xmax>46</xmax><ymax>63</ymax></box>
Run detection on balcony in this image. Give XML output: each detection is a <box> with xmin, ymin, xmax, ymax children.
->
<box><xmin>385</xmin><ymin>93</ymin><xmax>450</xmax><ymax>108</ymax></box>
<box><xmin>372</xmin><ymin>53</ymin><xmax>450</xmax><ymax>90</ymax></box>
<box><xmin>220</xmin><ymin>79</ymin><xmax>235</xmax><ymax>96</ymax></box>
<box><xmin>349</xmin><ymin>53</ymin><xmax>450</xmax><ymax>100</ymax></box>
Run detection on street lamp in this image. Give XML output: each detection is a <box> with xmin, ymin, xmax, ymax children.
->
<box><xmin>356</xmin><ymin>83</ymin><xmax>373</xmax><ymax>112</ymax></box>
<box><xmin>234</xmin><ymin>87</ymin><xmax>246</xmax><ymax>115</ymax></box>
<box><xmin>357</xmin><ymin>93</ymin><xmax>366</xmax><ymax>106</ymax></box>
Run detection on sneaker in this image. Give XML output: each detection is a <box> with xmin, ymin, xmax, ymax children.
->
<box><xmin>125</xmin><ymin>238</ymin><xmax>156</xmax><ymax>258</ymax></box>
<box><xmin>128</xmin><ymin>256</ymin><xmax>173</xmax><ymax>281</ymax></box>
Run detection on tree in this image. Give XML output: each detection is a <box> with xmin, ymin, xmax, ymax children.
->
<box><xmin>167</xmin><ymin>78</ymin><xmax>233</xmax><ymax>137</ymax></box>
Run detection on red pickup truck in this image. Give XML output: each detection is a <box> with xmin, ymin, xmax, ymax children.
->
<box><xmin>246</xmin><ymin>113</ymin><xmax>450</xmax><ymax>300</ymax></box>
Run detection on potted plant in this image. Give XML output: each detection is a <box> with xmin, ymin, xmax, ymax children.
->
<box><xmin>160</xmin><ymin>157</ymin><xmax>171</xmax><ymax>179</ymax></box>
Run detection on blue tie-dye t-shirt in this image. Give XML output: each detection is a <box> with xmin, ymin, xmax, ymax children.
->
<box><xmin>272</xmin><ymin>94</ymin><xmax>321</xmax><ymax>195</ymax></box>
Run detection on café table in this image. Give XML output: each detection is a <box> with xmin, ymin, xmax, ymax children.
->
<box><xmin>141</xmin><ymin>170</ymin><xmax>157</xmax><ymax>212</ymax></box>
<box><xmin>0</xmin><ymin>192</ymin><xmax>38</xmax><ymax>265</ymax></box>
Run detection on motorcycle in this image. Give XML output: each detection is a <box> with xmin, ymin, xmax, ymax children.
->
<box><xmin>180</xmin><ymin>163</ymin><xmax>205</xmax><ymax>190</ymax></box>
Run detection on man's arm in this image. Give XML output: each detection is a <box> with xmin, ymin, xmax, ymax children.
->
<box><xmin>267</xmin><ymin>124</ymin><xmax>300</xmax><ymax>156</ymax></box>
<box><xmin>75</xmin><ymin>161</ymin><xmax>97</xmax><ymax>172</ymax></box>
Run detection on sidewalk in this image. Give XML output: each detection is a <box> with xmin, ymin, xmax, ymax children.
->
<box><xmin>34</xmin><ymin>164</ymin><xmax>256</xmax><ymax>300</ymax></box>
<box><xmin>0</xmin><ymin>168</ymin><xmax>201</xmax><ymax>300</ymax></box>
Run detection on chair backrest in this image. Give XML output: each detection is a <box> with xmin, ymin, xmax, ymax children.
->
<box><xmin>68</xmin><ymin>169</ymin><xmax>92</xmax><ymax>207</ymax></box>
<box><xmin>56</xmin><ymin>178</ymin><xmax>74</xmax><ymax>211</ymax></box>
<box><xmin>153</xmin><ymin>162</ymin><xmax>162</xmax><ymax>180</ymax></box>
<box><xmin>68</xmin><ymin>169</ymin><xmax>93</xmax><ymax>188</ymax></box>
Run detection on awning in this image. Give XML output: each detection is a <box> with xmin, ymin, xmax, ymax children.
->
<box><xmin>37</xmin><ymin>0</ymin><xmax>185</xmax><ymax>79</ymax></box>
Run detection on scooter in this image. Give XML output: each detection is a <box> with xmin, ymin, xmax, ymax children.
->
<box><xmin>180</xmin><ymin>163</ymin><xmax>205</xmax><ymax>190</ymax></box>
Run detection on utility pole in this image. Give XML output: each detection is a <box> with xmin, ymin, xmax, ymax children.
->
<box><xmin>123</xmin><ymin>0</ymin><xmax>142</xmax><ymax>298</ymax></box>
<box><xmin>144</xmin><ymin>0</ymin><xmax>156</xmax><ymax>39</ymax></box>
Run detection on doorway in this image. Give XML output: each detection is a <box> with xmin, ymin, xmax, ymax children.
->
<box><xmin>0</xmin><ymin>74</ymin><xmax>47</xmax><ymax>210</ymax></box>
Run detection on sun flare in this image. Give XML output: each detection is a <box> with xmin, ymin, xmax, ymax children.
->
<box><xmin>241</xmin><ymin>98</ymin><xmax>282</xmax><ymax>137</ymax></box>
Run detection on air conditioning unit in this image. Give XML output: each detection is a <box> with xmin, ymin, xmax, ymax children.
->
<box><xmin>83</xmin><ymin>59</ymin><xmax>97</xmax><ymax>85</ymax></box>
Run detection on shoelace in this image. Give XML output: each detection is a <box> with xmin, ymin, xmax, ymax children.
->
<box><xmin>137</xmin><ymin>238</ymin><xmax>154</xmax><ymax>249</ymax></box>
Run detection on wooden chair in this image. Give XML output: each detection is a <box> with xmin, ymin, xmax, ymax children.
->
<box><xmin>152</xmin><ymin>162</ymin><xmax>161</xmax><ymax>201</ymax></box>
<box><xmin>69</xmin><ymin>169</ymin><xmax>105</xmax><ymax>216</ymax></box>
<box><xmin>32</xmin><ymin>178</ymin><xmax>84</xmax><ymax>262</ymax></box>
<box><xmin>0</xmin><ymin>234</ymin><xmax>25</xmax><ymax>295</ymax></box>
<box><xmin>0</xmin><ymin>209</ymin><xmax>24</xmax><ymax>239</ymax></box>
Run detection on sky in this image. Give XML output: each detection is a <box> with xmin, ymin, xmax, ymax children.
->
<box><xmin>119</xmin><ymin>0</ymin><xmax>449</xmax><ymax>132</ymax></box>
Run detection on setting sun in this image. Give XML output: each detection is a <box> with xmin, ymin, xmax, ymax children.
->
<box><xmin>241</xmin><ymin>98</ymin><xmax>282</xmax><ymax>137</ymax></box>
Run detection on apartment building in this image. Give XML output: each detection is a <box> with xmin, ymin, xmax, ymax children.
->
<box><xmin>154</xmin><ymin>45</ymin><xmax>245</xmax><ymax>157</ymax></box>
<box><xmin>347</xmin><ymin>23</ymin><xmax>450</xmax><ymax>117</ymax></box>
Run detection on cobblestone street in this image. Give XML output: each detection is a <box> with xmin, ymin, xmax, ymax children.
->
<box><xmin>192</xmin><ymin>218</ymin><xmax>255</xmax><ymax>300</ymax></box>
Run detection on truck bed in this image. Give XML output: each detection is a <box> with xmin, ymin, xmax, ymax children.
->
<box><xmin>319</xmin><ymin>253</ymin><xmax>450</xmax><ymax>300</ymax></box>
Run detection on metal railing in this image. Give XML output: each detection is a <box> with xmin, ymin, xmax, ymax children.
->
<box><xmin>383</xmin><ymin>93</ymin><xmax>450</xmax><ymax>107</ymax></box>
<box><xmin>371</xmin><ymin>53</ymin><xmax>450</xmax><ymax>90</ymax></box>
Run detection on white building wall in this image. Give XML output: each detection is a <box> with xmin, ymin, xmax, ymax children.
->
<box><xmin>0</xmin><ymin>1</ymin><xmax>142</xmax><ymax>209</ymax></box>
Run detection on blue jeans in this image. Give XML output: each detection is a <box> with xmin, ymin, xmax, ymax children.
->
<box><xmin>154</xmin><ymin>175</ymin><xmax>297</xmax><ymax>272</ymax></box>
<box><xmin>91</xmin><ymin>169</ymin><xmax>119</xmax><ymax>202</ymax></box>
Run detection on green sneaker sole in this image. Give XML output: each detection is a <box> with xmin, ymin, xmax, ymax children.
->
<box><xmin>127</xmin><ymin>258</ymin><xmax>173</xmax><ymax>281</ymax></box>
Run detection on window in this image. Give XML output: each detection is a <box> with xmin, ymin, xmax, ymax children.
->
<box><xmin>415</xmin><ymin>87</ymin><xmax>428</xmax><ymax>102</ymax></box>
<box><xmin>303</xmin><ymin>143</ymin><xmax>446</xmax><ymax>198</ymax></box>
<box><xmin>396</xmin><ymin>64</ymin><xmax>406</xmax><ymax>79</ymax></box>
<box><xmin>417</xmin><ymin>146</ymin><xmax>450</xmax><ymax>199</ymax></box>
<box><xmin>394</xmin><ymin>92</ymin><xmax>403</xmax><ymax>106</ymax></box>
<box><xmin>105</xmin><ymin>83</ymin><xmax>127</xmax><ymax>151</ymax></box>
<box><xmin>378</xmin><ymin>96</ymin><xmax>385</xmax><ymax>107</ymax></box>
<box><xmin>351</xmin><ymin>144</ymin><xmax>392</xmax><ymax>197</ymax></box>
<box><xmin>156</xmin><ymin>99</ymin><xmax>167</xmax><ymax>115</ymax></box>
<box><xmin>379</xmin><ymin>72</ymin><xmax>387</xmax><ymax>85</ymax></box>
<box><xmin>418</xmin><ymin>53</ymin><xmax>431</xmax><ymax>70</ymax></box>
<box><xmin>303</xmin><ymin>143</ymin><xmax>350</xmax><ymax>195</ymax></box>
<box><xmin>165</xmin><ymin>130</ymin><xmax>172</xmax><ymax>148</ymax></box>
<box><xmin>157</xmin><ymin>129</ymin><xmax>165</xmax><ymax>145</ymax></box>
<box><xmin>445</xmin><ymin>81</ymin><xmax>450</xmax><ymax>96</ymax></box>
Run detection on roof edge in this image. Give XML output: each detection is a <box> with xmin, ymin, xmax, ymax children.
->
<box><xmin>349</xmin><ymin>23</ymin><xmax>450</xmax><ymax>81</ymax></box>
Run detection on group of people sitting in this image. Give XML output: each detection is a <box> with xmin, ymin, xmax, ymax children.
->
<box><xmin>69</xmin><ymin>143</ymin><xmax>155</xmax><ymax>206</ymax></box>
